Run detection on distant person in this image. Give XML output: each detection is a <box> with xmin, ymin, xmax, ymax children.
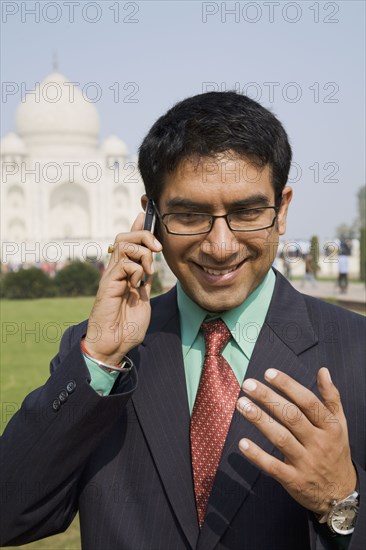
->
<box><xmin>282</xmin><ymin>241</ymin><xmax>292</xmax><ymax>280</ymax></box>
<box><xmin>301</xmin><ymin>253</ymin><xmax>316</xmax><ymax>288</ymax></box>
<box><xmin>338</xmin><ymin>254</ymin><xmax>350</xmax><ymax>294</ymax></box>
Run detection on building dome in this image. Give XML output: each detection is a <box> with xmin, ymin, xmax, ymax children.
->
<box><xmin>16</xmin><ymin>71</ymin><xmax>100</xmax><ymax>154</ymax></box>
<box><xmin>102</xmin><ymin>135</ymin><xmax>128</xmax><ymax>156</ymax></box>
<box><xmin>1</xmin><ymin>132</ymin><xmax>27</xmax><ymax>156</ymax></box>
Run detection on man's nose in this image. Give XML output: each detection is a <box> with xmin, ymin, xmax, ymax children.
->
<box><xmin>200</xmin><ymin>217</ymin><xmax>239</xmax><ymax>262</ymax></box>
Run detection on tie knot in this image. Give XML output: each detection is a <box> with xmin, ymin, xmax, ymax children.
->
<box><xmin>201</xmin><ymin>319</ymin><xmax>231</xmax><ymax>356</ymax></box>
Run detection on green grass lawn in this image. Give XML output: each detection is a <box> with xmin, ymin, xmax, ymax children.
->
<box><xmin>1</xmin><ymin>297</ymin><xmax>94</xmax><ymax>549</ymax></box>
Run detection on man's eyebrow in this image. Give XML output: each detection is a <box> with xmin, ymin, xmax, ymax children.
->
<box><xmin>165</xmin><ymin>198</ymin><xmax>206</xmax><ymax>211</ymax></box>
<box><xmin>230</xmin><ymin>195</ymin><xmax>271</xmax><ymax>208</ymax></box>
<box><xmin>165</xmin><ymin>194</ymin><xmax>271</xmax><ymax>211</ymax></box>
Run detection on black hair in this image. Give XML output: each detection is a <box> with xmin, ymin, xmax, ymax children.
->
<box><xmin>138</xmin><ymin>91</ymin><xmax>292</xmax><ymax>206</ymax></box>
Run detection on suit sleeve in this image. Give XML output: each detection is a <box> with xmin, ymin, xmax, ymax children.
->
<box><xmin>0</xmin><ymin>323</ymin><xmax>138</xmax><ymax>546</ymax></box>
<box><xmin>307</xmin><ymin>461</ymin><xmax>365</xmax><ymax>550</ymax></box>
<box><xmin>304</xmin><ymin>305</ymin><xmax>366</xmax><ymax>550</ymax></box>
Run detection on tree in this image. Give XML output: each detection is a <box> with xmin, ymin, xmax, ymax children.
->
<box><xmin>334</xmin><ymin>185</ymin><xmax>365</xmax><ymax>239</ymax></box>
<box><xmin>356</xmin><ymin>186</ymin><xmax>366</xmax><ymax>281</ymax></box>
<box><xmin>1</xmin><ymin>268</ymin><xmax>56</xmax><ymax>299</ymax></box>
<box><xmin>310</xmin><ymin>235</ymin><xmax>320</xmax><ymax>277</ymax></box>
<box><xmin>335</xmin><ymin>223</ymin><xmax>357</xmax><ymax>240</ymax></box>
<box><xmin>358</xmin><ymin>186</ymin><xmax>366</xmax><ymax>230</ymax></box>
<box><xmin>360</xmin><ymin>227</ymin><xmax>366</xmax><ymax>283</ymax></box>
<box><xmin>54</xmin><ymin>261</ymin><xmax>100</xmax><ymax>296</ymax></box>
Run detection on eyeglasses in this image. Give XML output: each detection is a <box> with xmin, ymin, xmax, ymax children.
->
<box><xmin>154</xmin><ymin>205</ymin><xmax>279</xmax><ymax>235</ymax></box>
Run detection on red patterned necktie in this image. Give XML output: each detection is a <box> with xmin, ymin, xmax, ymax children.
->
<box><xmin>190</xmin><ymin>319</ymin><xmax>240</xmax><ymax>527</ymax></box>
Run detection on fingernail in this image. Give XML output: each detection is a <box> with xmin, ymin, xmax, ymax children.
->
<box><xmin>243</xmin><ymin>379</ymin><xmax>257</xmax><ymax>392</ymax></box>
<box><xmin>238</xmin><ymin>397</ymin><xmax>252</xmax><ymax>412</ymax></box>
<box><xmin>327</xmin><ymin>369</ymin><xmax>332</xmax><ymax>383</ymax></box>
<box><xmin>151</xmin><ymin>263</ymin><xmax>155</xmax><ymax>274</ymax></box>
<box><xmin>265</xmin><ymin>369</ymin><xmax>278</xmax><ymax>380</ymax></box>
<box><xmin>239</xmin><ymin>439</ymin><xmax>249</xmax><ymax>451</ymax></box>
<box><xmin>154</xmin><ymin>239</ymin><xmax>162</xmax><ymax>249</ymax></box>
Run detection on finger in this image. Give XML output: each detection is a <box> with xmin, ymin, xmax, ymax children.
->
<box><xmin>241</xmin><ymin>377</ymin><xmax>314</xmax><ymax>440</ymax></box>
<box><xmin>236</xmin><ymin>397</ymin><xmax>304</xmax><ymax>463</ymax></box>
<box><xmin>109</xmin><ymin>220</ymin><xmax>162</xmax><ymax>263</ymax></box>
<box><xmin>130</xmin><ymin>212</ymin><xmax>146</xmax><ymax>232</ymax></box>
<box><xmin>119</xmin><ymin>242</ymin><xmax>155</xmax><ymax>276</ymax></box>
<box><xmin>103</xmin><ymin>259</ymin><xmax>144</xmax><ymax>290</ymax></box>
<box><xmin>125</xmin><ymin>263</ymin><xmax>145</xmax><ymax>289</ymax></box>
<box><xmin>107</xmin><ymin>243</ymin><xmax>154</xmax><ymax>279</ymax></box>
<box><xmin>112</xmin><ymin>232</ymin><xmax>161</xmax><ymax>254</ymax></box>
<box><xmin>262</xmin><ymin>369</ymin><xmax>330</xmax><ymax>428</ymax></box>
<box><xmin>238</xmin><ymin>437</ymin><xmax>292</xmax><ymax>483</ymax></box>
<box><xmin>130</xmin><ymin>212</ymin><xmax>162</xmax><ymax>250</ymax></box>
<box><xmin>317</xmin><ymin>367</ymin><xmax>345</xmax><ymax>424</ymax></box>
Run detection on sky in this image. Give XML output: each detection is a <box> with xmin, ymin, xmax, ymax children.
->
<box><xmin>1</xmin><ymin>0</ymin><xmax>365</xmax><ymax>243</ymax></box>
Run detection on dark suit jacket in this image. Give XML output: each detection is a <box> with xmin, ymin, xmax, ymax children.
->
<box><xmin>1</xmin><ymin>272</ymin><xmax>365</xmax><ymax>549</ymax></box>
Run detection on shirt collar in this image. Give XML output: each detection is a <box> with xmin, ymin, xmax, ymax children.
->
<box><xmin>177</xmin><ymin>269</ymin><xmax>276</xmax><ymax>359</ymax></box>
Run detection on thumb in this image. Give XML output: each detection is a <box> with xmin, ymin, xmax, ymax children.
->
<box><xmin>317</xmin><ymin>367</ymin><xmax>343</xmax><ymax>419</ymax></box>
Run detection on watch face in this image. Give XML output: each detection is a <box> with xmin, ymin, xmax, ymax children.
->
<box><xmin>330</xmin><ymin>502</ymin><xmax>358</xmax><ymax>535</ymax></box>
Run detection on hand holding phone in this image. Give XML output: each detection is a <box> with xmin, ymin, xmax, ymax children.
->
<box><xmin>85</xmin><ymin>207</ymin><xmax>162</xmax><ymax>364</ymax></box>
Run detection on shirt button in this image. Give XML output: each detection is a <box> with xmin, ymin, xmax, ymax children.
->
<box><xmin>96</xmin><ymin>390</ymin><xmax>104</xmax><ymax>396</ymax></box>
<box><xmin>59</xmin><ymin>389</ymin><xmax>68</xmax><ymax>403</ymax></box>
<box><xmin>66</xmin><ymin>380</ymin><xmax>76</xmax><ymax>394</ymax></box>
<box><xmin>52</xmin><ymin>398</ymin><xmax>61</xmax><ymax>412</ymax></box>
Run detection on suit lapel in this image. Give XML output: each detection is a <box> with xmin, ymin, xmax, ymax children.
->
<box><xmin>129</xmin><ymin>288</ymin><xmax>199</xmax><ymax>549</ymax></box>
<box><xmin>198</xmin><ymin>273</ymin><xmax>320</xmax><ymax>549</ymax></box>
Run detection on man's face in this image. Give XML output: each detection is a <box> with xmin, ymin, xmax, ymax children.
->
<box><xmin>149</xmin><ymin>154</ymin><xmax>292</xmax><ymax>312</ymax></box>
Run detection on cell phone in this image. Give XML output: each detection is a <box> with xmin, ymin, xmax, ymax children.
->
<box><xmin>141</xmin><ymin>199</ymin><xmax>157</xmax><ymax>286</ymax></box>
<box><xmin>143</xmin><ymin>199</ymin><xmax>156</xmax><ymax>234</ymax></box>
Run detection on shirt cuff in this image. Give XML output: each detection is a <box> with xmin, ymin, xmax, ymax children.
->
<box><xmin>84</xmin><ymin>355</ymin><xmax>119</xmax><ymax>396</ymax></box>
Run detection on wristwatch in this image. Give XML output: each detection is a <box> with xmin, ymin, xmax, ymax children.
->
<box><xmin>317</xmin><ymin>491</ymin><xmax>359</xmax><ymax>535</ymax></box>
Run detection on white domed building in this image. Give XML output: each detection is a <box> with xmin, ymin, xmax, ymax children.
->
<box><xmin>1</xmin><ymin>71</ymin><xmax>145</xmax><ymax>267</ymax></box>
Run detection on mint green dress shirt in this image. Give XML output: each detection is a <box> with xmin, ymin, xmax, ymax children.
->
<box><xmin>86</xmin><ymin>269</ymin><xmax>276</xmax><ymax>404</ymax></box>
<box><xmin>177</xmin><ymin>269</ymin><xmax>275</xmax><ymax>413</ymax></box>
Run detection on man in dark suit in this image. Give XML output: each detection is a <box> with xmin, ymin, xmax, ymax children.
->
<box><xmin>1</xmin><ymin>92</ymin><xmax>365</xmax><ymax>549</ymax></box>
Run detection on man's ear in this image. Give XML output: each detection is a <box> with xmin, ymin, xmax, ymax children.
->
<box><xmin>141</xmin><ymin>194</ymin><xmax>148</xmax><ymax>211</ymax></box>
<box><xmin>277</xmin><ymin>186</ymin><xmax>293</xmax><ymax>236</ymax></box>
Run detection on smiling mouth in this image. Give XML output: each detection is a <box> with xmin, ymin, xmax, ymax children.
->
<box><xmin>198</xmin><ymin>259</ymin><xmax>247</xmax><ymax>276</ymax></box>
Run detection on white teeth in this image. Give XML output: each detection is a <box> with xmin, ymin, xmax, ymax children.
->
<box><xmin>202</xmin><ymin>266</ymin><xmax>237</xmax><ymax>275</ymax></box>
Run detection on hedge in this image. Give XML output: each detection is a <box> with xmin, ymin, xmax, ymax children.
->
<box><xmin>1</xmin><ymin>261</ymin><xmax>99</xmax><ymax>299</ymax></box>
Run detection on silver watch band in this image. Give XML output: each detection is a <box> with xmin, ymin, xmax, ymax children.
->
<box><xmin>316</xmin><ymin>491</ymin><xmax>359</xmax><ymax>525</ymax></box>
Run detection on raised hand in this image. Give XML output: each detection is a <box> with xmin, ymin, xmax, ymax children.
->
<box><xmin>84</xmin><ymin>213</ymin><xmax>162</xmax><ymax>366</ymax></box>
<box><xmin>237</xmin><ymin>367</ymin><xmax>357</xmax><ymax>515</ymax></box>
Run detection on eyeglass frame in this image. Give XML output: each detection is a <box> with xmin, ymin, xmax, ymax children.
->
<box><xmin>150</xmin><ymin>201</ymin><xmax>280</xmax><ymax>236</ymax></box>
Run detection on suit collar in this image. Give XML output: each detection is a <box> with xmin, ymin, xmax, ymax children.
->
<box><xmin>265</xmin><ymin>269</ymin><xmax>318</xmax><ymax>355</ymax></box>
<box><xmin>144</xmin><ymin>270</ymin><xmax>316</xmax><ymax>354</ymax></box>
